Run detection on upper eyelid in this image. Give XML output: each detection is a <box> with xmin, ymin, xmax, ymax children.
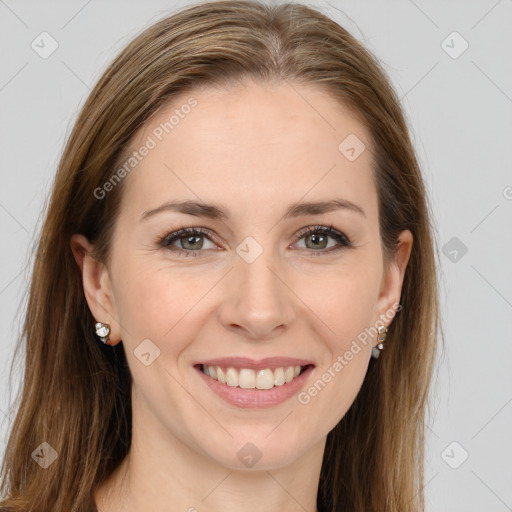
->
<box><xmin>294</xmin><ymin>225</ymin><xmax>340</xmax><ymax>238</ymax></box>
<box><xmin>161</xmin><ymin>225</ymin><xmax>349</xmax><ymax>249</ymax></box>
<box><xmin>160</xmin><ymin>227</ymin><xmax>219</xmax><ymax>246</ymax></box>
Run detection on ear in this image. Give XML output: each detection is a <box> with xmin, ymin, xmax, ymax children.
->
<box><xmin>374</xmin><ymin>229</ymin><xmax>413</xmax><ymax>344</ymax></box>
<box><xmin>70</xmin><ymin>234</ymin><xmax>122</xmax><ymax>346</ymax></box>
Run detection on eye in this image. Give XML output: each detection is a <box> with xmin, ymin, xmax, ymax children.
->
<box><xmin>158</xmin><ymin>227</ymin><xmax>219</xmax><ymax>257</ymax></box>
<box><xmin>292</xmin><ymin>225</ymin><xmax>353</xmax><ymax>255</ymax></box>
<box><xmin>158</xmin><ymin>225</ymin><xmax>353</xmax><ymax>258</ymax></box>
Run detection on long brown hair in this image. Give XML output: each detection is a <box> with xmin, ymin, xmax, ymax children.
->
<box><xmin>0</xmin><ymin>1</ymin><xmax>443</xmax><ymax>510</ymax></box>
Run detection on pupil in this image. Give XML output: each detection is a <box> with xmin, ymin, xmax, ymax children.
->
<box><xmin>183</xmin><ymin>235</ymin><xmax>203</xmax><ymax>250</ymax></box>
<box><xmin>307</xmin><ymin>233</ymin><xmax>327</xmax><ymax>249</ymax></box>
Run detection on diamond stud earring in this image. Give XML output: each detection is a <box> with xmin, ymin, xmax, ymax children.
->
<box><xmin>95</xmin><ymin>322</ymin><xmax>111</xmax><ymax>344</ymax></box>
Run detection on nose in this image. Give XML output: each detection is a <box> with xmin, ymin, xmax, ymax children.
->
<box><xmin>218</xmin><ymin>247</ymin><xmax>296</xmax><ymax>341</ymax></box>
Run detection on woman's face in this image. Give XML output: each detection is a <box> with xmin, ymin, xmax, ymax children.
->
<box><xmin>75</xmin><ymin>79</ymin><xmax>412</xmax><ymax>470</ymax></box>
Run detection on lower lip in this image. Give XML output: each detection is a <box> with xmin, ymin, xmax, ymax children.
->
<box><xmin>194</xmin><ymin>365</ymin><xmax>315</xmax><ymax>409</ymax></box>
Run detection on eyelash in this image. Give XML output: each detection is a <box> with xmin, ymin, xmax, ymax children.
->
<box><xmin>158</xmin><ymin>225</ymin><xmax>353</xmax><ymax>258</ymax></box>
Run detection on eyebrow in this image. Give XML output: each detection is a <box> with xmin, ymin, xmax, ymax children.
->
<box><xmin>140</xmin><ymin>198</ymin><xmax>366</xmax><ymax>222</ymax></box>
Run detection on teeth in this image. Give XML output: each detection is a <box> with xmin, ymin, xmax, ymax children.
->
<box><xmin>239</xmin><ymin>369</ymin><xmax>256</xmax><ymax>389</ymax></box>
<box><xmin>256</xmin><ymin>369</ymin><xmax>274</xmax><ymax>389</ymax></box>
<box><xmin>201</xmin><ymin>364</ymin><xmax>305</xmax><ymax>389</ymax></box>
<box><xmin>274</xmin><ymin>367</ymin><xmax>285</xmax><ymax>386</ymax></box>
<box><xmin>226</xmin><ymin>367</ymin><xmax>238</xmax><ymax>387</ymax></box>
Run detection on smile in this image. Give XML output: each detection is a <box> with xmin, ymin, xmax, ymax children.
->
<box><xmin>193</xmin><ymin>360</ymin><xmax>316</xmax><ymax>409</ymax></box>
<box><xmin>200</xmin><ymin>364</ymin><xmax>310</xmax><ymax>389</ymax></box>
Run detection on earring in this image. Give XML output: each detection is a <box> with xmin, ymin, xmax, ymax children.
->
<box><xmin>371</xmin><ymin>325</ymin><xmax>388</xmax><ymax>359</ymax></box>
<box><xmin>95</xmin><ymin>322</ymin><xmax>111</xmax><ymax>345</ymax></box>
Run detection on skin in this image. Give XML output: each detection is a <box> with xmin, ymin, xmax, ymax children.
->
<box><xmin>71</xmin><ymin>79</ymin><xmax>412</xmax><ymax>512</ymax></box>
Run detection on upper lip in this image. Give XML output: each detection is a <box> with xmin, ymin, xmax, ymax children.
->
<box><xmin>195</xmin><ymin>357</ymin><xmax>315</xmax><ymax>371</ymax></box>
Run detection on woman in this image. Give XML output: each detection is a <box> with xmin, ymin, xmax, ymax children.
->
<box><xmin>0</xmin><ymin>1</ymin><xmax>442</xmax><ymax>511</ymax></box>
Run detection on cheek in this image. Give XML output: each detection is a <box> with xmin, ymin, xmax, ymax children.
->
<box><xmin>306</xmin><ymin>265</ymin><xmax>380</xmax><ymax>347</ymax></box>
<box><xmin>112</xmin><ymin>260</ymin><xmax>215</xmax><ymax>348</ymax></box>
<box><xmin>295</xmin><ymin>264</ymin><xmax>378</xmax><ymax>416</ymax></box>
<box><xmin>298</xmin><ymin>273</ymin><xmax>376</xmax><ymax>422</ymax></box>
<box><xmin>315</xmin><ymin>266</ymin><xmax>379</xmax><ymax>409</ymax></box>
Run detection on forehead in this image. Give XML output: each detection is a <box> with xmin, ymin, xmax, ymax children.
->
<box><xmin>118</xmin><ymin>80</ymin><xmax>378</xmax><ymax>224</ymax></box>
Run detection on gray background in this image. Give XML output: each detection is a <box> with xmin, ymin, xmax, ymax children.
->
<box><xmin>1</xmin><ymin>0</ymin><xmax>511</xmax><ymax>510</ymax></box>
